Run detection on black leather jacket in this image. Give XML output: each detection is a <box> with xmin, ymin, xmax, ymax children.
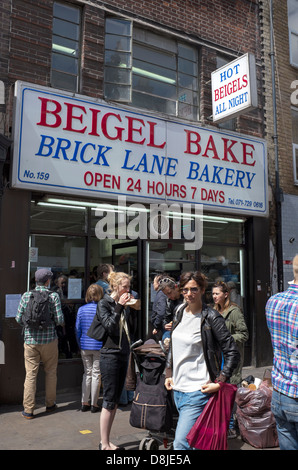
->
<box><xmin>165</xmin><ymin>303</ymin><xmax>240</xmax><ymax>382</ymax></box>
<box><xmin>97</xmin><ymin>294</ymin><xmax>136</xmax><ymax>353</ymax></box>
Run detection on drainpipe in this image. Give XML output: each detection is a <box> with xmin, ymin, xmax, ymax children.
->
<box><xmin>269</xmin><ymin>0</ymin><xmax>284</xmax><ymax>292</ymax></box>
<box><xmin>0</xmin><ymin>134</ymin><xmax>11</xmax><ymax>227</ymax></box>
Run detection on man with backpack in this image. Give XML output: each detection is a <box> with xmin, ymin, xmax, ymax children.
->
<box><xmin>16</xmin><ymin>268</ymin><xmax>64</xmax><ymax>419</ymax></box>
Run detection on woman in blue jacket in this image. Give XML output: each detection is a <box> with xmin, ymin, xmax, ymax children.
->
<box><xmin>76</xmin><ymin>284</ymin><xmax>104</xmax><ymax>412</ymax></box>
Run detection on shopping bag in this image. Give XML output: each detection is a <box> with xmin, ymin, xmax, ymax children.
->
<box><xmin>235</xmin><ymin>383</ymin><xmax>279</xmax><ymax>448</ymax></box>
<box><xmin>186</xmin><ymin>382</ymin><xmax>237</xmax><ymax>450</ymax></box>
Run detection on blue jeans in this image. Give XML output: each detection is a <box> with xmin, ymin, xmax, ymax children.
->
<box><xmin>173</xmin><ymin>389</ymin><xmax>211</xmax><ymax>450</ymax></box>
<box><xmin>271</xmin><ymin>389</ymin><xmax>298</xmax><ymax>450</ymax></box>
<box><xmin>162</xmin><ymin>330</ymin><xmax>171</xmax><ymax>341</ymax></box>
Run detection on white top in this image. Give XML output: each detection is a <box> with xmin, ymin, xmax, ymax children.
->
<box><xmin>172</xmin><ymin>310</ymin><xmax>210</xmax><ymax>392</ymax></box>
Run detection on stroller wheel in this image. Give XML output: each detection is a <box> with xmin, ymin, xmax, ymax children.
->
<box><xmin>146</xmin><ymin>438</ymin><xmax>159</xmax><ymax>450</ymax></box>
<box><xmin>139</xmin><ymin>438</ymin><xmax>149</xmax><ymax>450</ymax></box>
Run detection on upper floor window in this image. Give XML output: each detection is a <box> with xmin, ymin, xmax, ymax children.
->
<box><xmin>104</xmin><ymin>18</ymin><xmax>199</xmax><ymax>121</ymax></box>
<box><xmin>292</xmin><ymin>108</ymin><xmax>298</xmax><ymax>184</ymax></box>
<box><xmin>288</xmin><ymin>0</ymin><xmax>298</xmax><ymax>68</ymax></box>
<box><xmin>51</xmin><ymin>2</ymin><xmax>81</xmax><ymax>92</ymax></box>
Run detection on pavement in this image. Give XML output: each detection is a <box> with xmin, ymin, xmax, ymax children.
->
<box><xmin>0</xmin><ymin>365</ymin><xmax>280</xmax><ymax>452</ymax></box>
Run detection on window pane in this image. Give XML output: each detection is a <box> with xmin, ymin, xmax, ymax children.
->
<box><xmin>54</xmin><ymin>2</ymin><xmax>80</xmax><ymax>24</ymax></box>
<box><xmin>105</xmin><ymin>66</ymin><xmax>131</xmax><ymax>84</ymax></box>
<box><xmin>30</xmin><ymin>201</ymin><xmax>86</xmax><ymax>233</ymax></box>
<box><xmin>52</xmin><ymin>35</ymin><xmax>78</xmax><ymax>58</ymax></box>
<box><xmin>105</xmin><ymin>33</ymin><xmax>131</xmax><ymax>52</ymax></box>
<box><xmin>178</xmin><ymin>88</ymin><xmax>196</xmax><ymax>104</ymax></box>
<box><xmin>178</xmin><ymin>102</ymin><xmax>198</xmax><ymax>120</ymax></box>
<box><xmin>105</xmin><ymin>50</ymin><xmax>131</xmax><ymax>67</ymax></box>
<box><xmin>105</xmin><ymin>83</ymin><xmax>131</xmax><ymax>101</ymax></box>
<box><xmin>134</xmin><ymin>28</ymin><xmax>176</xmax><ymax>53</ymax></box>
<box><xmin>178</xmin><ymin>72</ymin><xmax>198</xmax><ymax>90</ymax></box>
<box><xmin>178</xmin><ymin>57</ymin><xmax>197</xmax><ymax>75</ymax></box>
<box><xmin>288</xmin><ymin>0</ymin><xmax>298</xmax><ymax>30</ymax></box>
<box><xmin>133</xmin><ymin>91</ymin><xmax>176</xmax><ymax>115</ymax></box>
<box><xmin>133</xmin><ymin>58</ymin><xmax>176</xmax><ymax>84</ymax></box>
<box><xmin>133</xmin><ymin>74</ymin><xmax>176</xmax><ymax>99</ymax></box>
<box><xmin>52</xmin><ymin>53</ymin><xmax>78</xmax><ymax>74</ymax></box>
<box><xmin>290</xmin><ymin>31</ymin><xmax>298</xmax><ymax>66</ymax></box>
<box><xmin>106</xmin><ymin>18</ymin><xmax>132</xmax><ymax>36</ymax></box>
<box><xmin>134</xmin><ymin>44</ymin><xmax>176</xmax><ymax>70</ymax></box>
<box><xmin>53</xmin><ymin>18</ymin><xmax>80</xmax><ymax>40</ymax></box>
<box><xmin>51</xmin><ymin>70</ymin><xmax>78</xmax><ymax>92</ymax></box>
<box><xmin>178</xmin><ymin>43</ymin><xmax>197</xmax><ymax>61</ymax></box>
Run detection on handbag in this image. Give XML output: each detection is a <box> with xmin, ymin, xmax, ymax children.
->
<box><xmin>186</xmin><ymin>382</ymin><xmax>237</xmax><ymax>450</ymax></box>
<box><xmin>87</xmin><ymin>309</ymin><xmax>107</xmax><ymax>343</ymax></box>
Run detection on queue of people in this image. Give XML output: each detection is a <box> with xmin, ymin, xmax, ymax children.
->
<box><xmin>15</xmin><ymin>256</ymin><xmax>298</xmax><ymax>450</ymax></box>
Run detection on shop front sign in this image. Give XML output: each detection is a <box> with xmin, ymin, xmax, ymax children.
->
<box><xmin>12</xmin><ymin>81</ymin><xmax>267</xmax><ymax>216</ymax></box>
<box><xmin>211</xmin><ymin>53</ymin><xmax>258</xmax><ymax>123</ymax></box>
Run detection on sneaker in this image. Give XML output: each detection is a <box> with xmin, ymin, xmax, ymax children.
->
<box><xmin>22</xmin><ymin>411</ymin><xmax>34</xmax><ymax>419</ymax></box>
<box><xmin>227</xmin><ymin>428</ymin><xmax>237</xmax><ymax>439</ymax></box>
<box><xmin>46</xmin><ymin>404</ymin><xmax>58</xmax><ymax>413</ymax></box>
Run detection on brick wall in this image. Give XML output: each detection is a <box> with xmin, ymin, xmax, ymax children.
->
<box><xmin>3</xmin><ymin>0</ymin><xmax>264</xmax><ymax>139</ymax></box>
<box><xmin>260</xmin><ymin>0</ymin><xmax>298</xmax><ymax>196</ymax></box>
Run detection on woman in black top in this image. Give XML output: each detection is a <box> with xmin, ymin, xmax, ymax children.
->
<box><xmin>98</xmin><ymin>271</ymin><xmax>136</xmax><ymax>451</ymax></box>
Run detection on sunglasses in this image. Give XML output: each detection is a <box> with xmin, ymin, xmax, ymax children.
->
<box><xmin>159</xmin><ymin>277</ymin><xmax>176</xmax><ymax>288</ymax></box>
<box><xmin>159</xmin><ymin>277</ymin><xmax>173</xmax><ymax>284</ymax></box>
<box><xmin>182</xmin><ymin>287</ymin><xmax>199</xmax><ymax>294</ymax></box>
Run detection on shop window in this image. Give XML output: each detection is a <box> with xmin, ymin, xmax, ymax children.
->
<box><xmin>29</xmin><ymin>234</ymin><xmax>86</xmax><ymax>359</ymax></box>
<box><xmin>51</xmin><ymin>2</ymin><xmax>81</xmax><ymax>92</ymax></box>
<box><xmin>30</xmin><ymin>200</ymin><xmax>86</xmax><ymax>234</ymax></box>
<box><xmin>292</xmin><ymin>108</ymin><xmax>298</xmax><ymax>184</ymax></box>
<box><xmin>288</xmin><ymin>0</ymin><xmax>298</xmax><ymax>68</ymax></box>
<box><xmin>104</xmin><ymin>18</ymin><xmax>199</xmax><ymax>121</ymax></box>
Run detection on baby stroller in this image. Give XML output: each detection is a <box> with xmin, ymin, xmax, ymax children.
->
<box><xmin>128</xmin><ymin>339</ymin><xmax>177</xmax><ymax>450</ymax></box>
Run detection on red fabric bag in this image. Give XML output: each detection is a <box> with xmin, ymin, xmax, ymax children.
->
<box><xmin>186</xmin><ymin>382</ymin><xmax>237</xmax><ymax>450</ymax></box>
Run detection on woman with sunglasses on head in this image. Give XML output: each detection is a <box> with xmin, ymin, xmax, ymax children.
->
<box><xmin>164</xmin><ymin>271</ymin><xmax>240</xmax><ymax>450</ymax></box>
<box><xmin>212</xmin><ymin>280</ymin><xmax>249</xmax><ymax>438</ymax></box>
<box><xmin>212</xmin><ymin>280</ymin><xmax>248</xmax><ymax>386</ymax></box>
<box><xmin>97</xmin><ymin>271</ymin><xmax>137</xmax><ymax>451</ymax></box>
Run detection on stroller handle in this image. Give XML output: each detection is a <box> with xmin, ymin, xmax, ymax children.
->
<box><xmin>158</xmin><ymin>340</ymin><xmax>168</xmax><ymax>354</ymax></box>
<box><xmin>130</xmin><ymin>339</ymin><xmax>143</xmax><ymax>350</ymax></box>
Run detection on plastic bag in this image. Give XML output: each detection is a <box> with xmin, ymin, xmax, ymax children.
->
<box><xmin>235</xmin><ymin>383</ymin><xmax>279</xmax><ymax>448</ymax></box>
<box><xmin>187</xmin><ymin>382</ymin><xmax>237</xmax><ymax>450</ymax></box>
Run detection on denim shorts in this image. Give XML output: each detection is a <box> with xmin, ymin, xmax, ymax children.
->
<box><xmin>100</xmin><ymin>350</ymin><xmax>129</xmax><ymax>410</ymax></box>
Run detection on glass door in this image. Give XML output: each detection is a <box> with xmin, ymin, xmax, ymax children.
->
<box><xmin>112</xmin><ymin>241</ymin><xmax>139</xmax><ymax>293</ymax></box>
<box><xmin>145</xmin><ymin>240</ymin><xmax>199</xmax><ymax>337</ymax></box>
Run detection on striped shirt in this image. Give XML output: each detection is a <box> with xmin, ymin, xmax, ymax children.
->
<box><xmin>265</xmin><ymin>284</ymin><xmax>298</xmax><ymax>398</ymax></box>
<box><xmin>75</xmin><ymin>302</ymin><xmax>103</xmax><ymax>350</ymax></box>
<box><xmin>16</xmin><ymin>286</ymin><xmax>64</xmax><ymax>345</ymax></box>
